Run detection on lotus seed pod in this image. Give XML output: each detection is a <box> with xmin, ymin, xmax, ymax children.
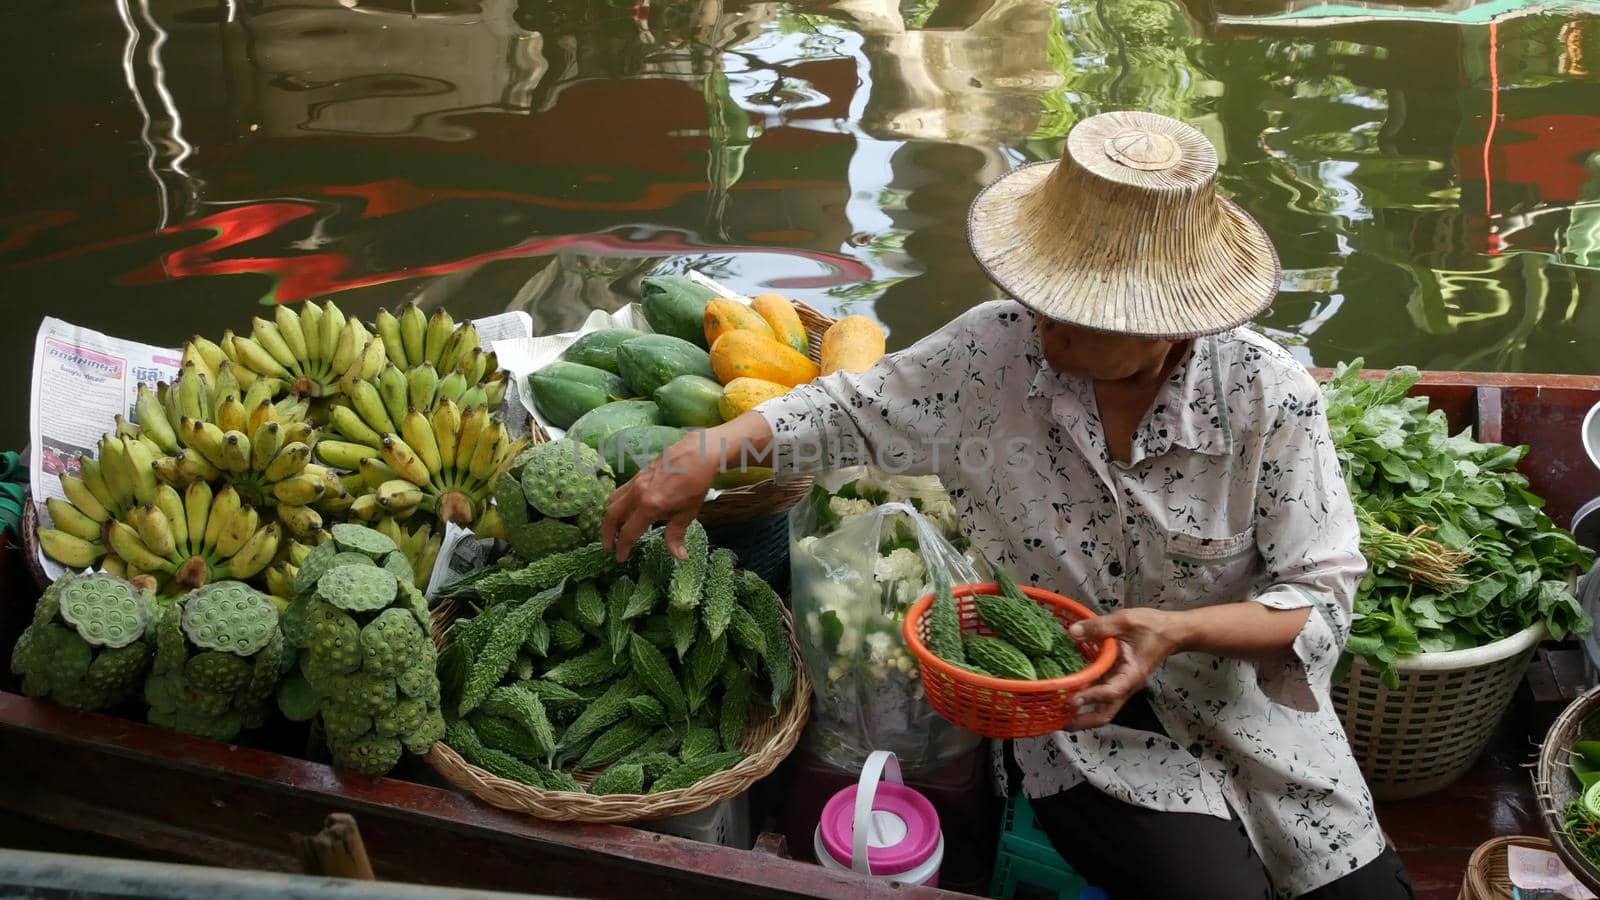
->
<box><xmin>152</xmin><ymin>604</ymin><xmax>186</xmax><ymax>675</ymax></box>
<box><xmin>145</xmin><ymin>671</ymin><xmax>181</xmax><ymax>710</ymax></box>
<box><xmin>508</xmin><ymin>519</ymin><xmax>584</xmax><ymax>560</ymax></box>
<box><xmin>173</xmin><ymin>682</ymin><xmax>233</xmax><ymax>718</ymax></box>
<box><xmin>32</xmin><ymin>623</ymin><xmax>93</xmax><ymax>684</ymax></box>
<box><xmin>291</xmin><ymin>540</ymin><xmax>340</xmax><ymax>597</ymax></box>
<box><xmin>161</xmin><ymin>708</ymin><xmax>243</xmax><ymax>742</ymax></box>
<box><xmin>32</xmin><ymin>577</ymin><xmax>65</xmax><ymax>627</ymax></box>
<box><xmin>280</xmin><ymin>596</ymin><xmax>311</xmax><ymax>652</ymax></box>
<box><xmin>83</xmin><ymin>643</ymin><xmax>151</xmax><ymax>698</ymax></box>
<box><xmin>359</xmin><ymin>608</ymin><xmax>428</xmax><ymax>678</ymax></box>
<box><xmin>243</xmin><ymin>631</ymin><xmax>285</xmax><ymax>711</ymax></box>
<box><xmin>396</xmin><ymin>657</ymin><xmax>440</xmax><ymax>702</ymax></box>
<box><xmin>327</xmin><ymin>670</ymin><xmax>399</xmax><ymax>717</ymax></box>
<box><xmin>381</xmin><ymin>552</ymin><xmax>414</xmax><ymax>589</ymax></box>
<box><xmin>519</xmin><ymin>439</ymin><xmax>610</xmax><ymax>519</ymax></box>
<box><xmin>185</xmin><ymin>651</ymin><xmax>253</xmax><ymax>693</ymax></box>
<box><xmin>330</xmin><ymin>523</ymin><xmax>398</xmax><ymax>559</ymax></box>
<box><xmin>322</xmin><ymin>707</ymin><xmax>374</xmax><ymax>743</ymax></box>
<box><xmin>304</xmin><ymin>600</ymin><xmax>363</xmax><ymax>685</ymax></box>
<box><xmin>316</xmin><ymin>565</ymin><xmax>399</xmax><ymax>614</ymax></box>
<box><xmin>180</xmin><ymin>582</ymin><xmax>279</xmax><ymax>655</ymax></box>
<box><xmin>57</xmin><ymin>574</ymin><xmax>147</xmax><ymax>649</ymax></box>
<box><xmin>331</xmin><ymin>732</ymin><xmax>403</xmax><ymax>777</ymax></box>
<box><xmin>401</xmin><ymin>708</ymin><xmax>446</xmax><ymax>755</ymax></box>
<box><xmin>400</xmin><ymin>583</ymin><xmax>431</xmax><ymax>628</ymax></box>
<box><xmin>276</xmin><ymin>672</ymin><xmax>320</xmax><ymax>722</ymax></box>
<box><xmin>331</xmin><ymin>552</ymin><xmax>379</xmax><ymax>571</ymax></box>
<box><xmin>374</xmin><ymin>697</ymin><xmax>427</xmax><ymax>738</ymax></box>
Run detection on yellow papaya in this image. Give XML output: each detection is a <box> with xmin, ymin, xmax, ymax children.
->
<box><xmin>820</xmin><ymin>315</ymin><xmax>886</xmax><ymax>376</ymax></box>
<box><xmin>704</xmin><ymin>299</ymin><xmax>774</xmax><ymax>348</ymax></box>
<box><xmin>709</xmin><ymin>331</ymin><xmax>820</xmax><ymax>388</ymax></box>
<box><xmin>751</xmin><ymin>294</ymin><xmax>809</xmax><ymax>357</ymax></box>
<box><xmin>718</xmin><ymin>377</ymin><xmax>791</xmax><ymax>420</ymax></box>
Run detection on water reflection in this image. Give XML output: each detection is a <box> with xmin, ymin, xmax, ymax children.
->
<box><xmin>0</xmin><ymin>0</ymin><xmax>1598</xmax><ymax>446</ymax></box>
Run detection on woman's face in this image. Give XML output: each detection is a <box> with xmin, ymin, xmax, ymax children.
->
<box><xmin>1033</xmin><ymin>314</ymin><xmax>1181</xmax><ymax>384</ymax></box>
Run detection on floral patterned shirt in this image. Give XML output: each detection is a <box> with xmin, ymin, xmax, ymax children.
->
<box><xmin>756</xmin><ymin>300</ymin><xmax>1384</xmax><ymax>898</ymax></box>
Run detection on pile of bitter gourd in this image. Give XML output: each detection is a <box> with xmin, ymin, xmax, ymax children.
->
<box><xmin>435</xmin><ymin>523</ymin><xmax>795</xmax><ymax>796</ymax></box>
<box><xmin>923</xmin><ymin>568</ymin><xmax>1087</xmax><ymax>681</ymax></box>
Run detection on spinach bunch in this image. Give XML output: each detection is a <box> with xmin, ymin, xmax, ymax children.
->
<box><xmin>1321</xmin><ymin>361</ymin><xmax>1594</xmax><ymax>685</ymax></box>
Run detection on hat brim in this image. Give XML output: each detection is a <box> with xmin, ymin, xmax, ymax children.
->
<box><xmin>966</xmin><ymin>160</ymin><xmax>1282</xmax><ymax>340</ymax></box>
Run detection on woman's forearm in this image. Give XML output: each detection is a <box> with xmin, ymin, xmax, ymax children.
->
<box><xmin>703</xmin><ymin>412</ymin><xmax>775</xmax><ymax>471</ymax></box>
<box><xmin>1165</xmin><ymin>602</ymin><xmax>1312</xmax><ymax>660</ymax></box>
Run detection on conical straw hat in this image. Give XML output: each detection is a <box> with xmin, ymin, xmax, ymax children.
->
<box><xmin>967</xmin><ymin>110</ymin><xmax>1280</xmax><ymax>338</ymax></box>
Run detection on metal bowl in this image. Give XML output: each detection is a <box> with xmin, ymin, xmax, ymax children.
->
<box><xmin>1584</xmin><ymin>399</ymin><xmax>1600</xmax><ymax>474</ymax></box>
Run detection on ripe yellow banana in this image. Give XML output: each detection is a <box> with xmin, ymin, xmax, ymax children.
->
<box><xmin>431</xmin><ymin>400</ymin><xmax>462</xmax><ymax>475</ymax></box>
<box><xmin>264</xmin><ymin>442</ymin><xmax>312</xmax><ymax>483</ymax></box>
<box><xmin>359</xmin><ymin>457</ymin><xmax>398</xmax><ymax>490</ymax></box>
<box><xmin>402</xmin><ymin>409</ymin><xmax>442</xmax><ymax>480</ymax></box>
<box><xmin>461</xmin><ymin>347</ymin><xmax>489</xmax><ymax>390</ymax></box>
<box><xmin>133</xmin><ymin>503</ymin><xmax>178</xmax><ymax>559</ymax></box>
<box><xmin>214</xmin><ymin>505</ymin><xmax>259</xmax><ymax>559</ymax></box>
<box><xmin>439</xmin><ymin>323</ymin><xmax>479</xmax><ymax>376</ymax></box>
<box><xmin>232</xmin><ymin>334</ymin><xmax>292</xmax><ymax>381</ymax></box>
<box><xmin>219</xmin><ymin>431</ymin><xmax>252</xmax><ymax>475</ymax></box>
<box><xmin>277</xmin><ymin>503</ymin><xmax>323</xmax><ymax>538</ymax></box>
<box><xmin>377</xmin><ymin>365</ymin><xmax>409</xmax><ymax>428</ymax></box>
<box><xmin>398</xmin><ymin>302</ymin><xmax>426</xmax><ymax>365</ymax></box>
<box><xmin>473</xmin><ymin>505</ymin><xmax>505</xmax><ymax>541</ymax></box>
<box><xmin>329</xmin><ymin>405</ymin><xmax>383</xmax><ymax>448</ymax></box>
<box><xmin>188</xmin><ymin>336</ymin><xmax>227</xmax><ymax>377</ymax></box>
<box><xmin>288</xmin><ymin>541</ymin><xmax>314</xmax><ymax>566</ymax></box>
<box><xmin>226</xmin><ymin>522</ymin><xmax>281</xmax><ymax>580</ymax></box>
<box><xmin>454</xmin><ymin>406</ymin><xmax>485</xmax><ymax>472</ymax></box>
<box><xmin>155</xmin><ymin>484</ymin><xmax>189</xmax><ymax>556</ymax></box>
<box><xmin>122</xmin><ymin>436</ymin><xmax>159</xmax><ymax>506</ymax></box>
<box><xmin>348</xmin><ymin>380</ymin><xmax>396</xmax><ymax>435</ymax></box>
<box><xmin>251</xmin><ymin>421</ymin><xmax>283</xmax><ymax>471</ymax></box>
<box><xmin>203</xmin><ymin>486</ymin><xmax>242</xmax><ymax>553</ymax></box>
<box><xmin>423</xmin><ymin>308</ymin><xmax>453</xmax><ymax>365</ymax></box>
<box><xmin>467</xmin><ymin>424</ymin><xmax>504</xmax><ymax>483</ymax></box>
<box><xmin>380</xmin><ymin>434</ymin><xmax>430</xmax><ymax>486</ymax></box>
<box><xmin>100</xmin><ymin>553</ymin><xmax>127</xmax><ymax>578</ymax></box>
<box><xmin>377</xmin><ymin>479</ymin><xmax>425</xmax><ymax>514</ymax></box>
<box><xmin>272</xmin><ymin>472</ymin><xmax>325</xmax><ymax>506</ymax></box>
<box><xmin>216</xmin><ymin>396</ymin><xmax>248</xmax><ymax>434</ymax></box>
<box><xmin>458</xmin><ymin>386</ymin><xmax>488</xmax><ymax>410</ymax></box>
<box><xmin>38</xmin><ymin>529</ymin><xmax>105</xmax><ymax>568</ymax></box>
<box><xmin>265</xmin><ymin>560</ymin><xmax>296</xmax><ymax>600</ymax></box>
<box><xmin>135</xmin><ymin>383</ymin><xmax>179</xmax><ymax>454</ymax></box>
<box><xmin>107</xmin><ymin>521</ymin><xmax>174</xmax><ymax>573</ymax></box>
<box><xmin>281</xmin><ymin>421</ymin><xmax>315</xmax><ymax>448</ymax></box>
<box><xmin>175</xmin><ymin>449</ymin><xmax>221</xmax><ymax>484</ymax></box>
<box><xmin>79</xmin><ymin>458</ymin><xmax>117</xmax><ymax>513</ymax></box>
<box><xmin>98</xmin><ymin>434</ymin><xmax>135</xmax><ymax>511</ymax></box>
<box><xmin>151</xmin><ymin>455</ymin><xmax>184</xmax><ymax>486</ymax></box>
<box><xmin>181</xmin><ymin>418</ymin><xmax>228</xmax><ymax>469</ymax></box>
<box><xmin>212</xmin><ymin>363</ymin><xmax>242</xmax><ymax>410</ymax></box>
<box><xmin>184</xmin><ymin>481</ymin><xmax>212</xmax><ymax>553</ymax></box>
<box><xmin>59</xmin><ymin>474</ymin><xmax>109</xmax><ymax>523</ymax></box>
<box><xmin>350</xmin><ymin>493</ymin><xmax>382</xmax><ymax>521</ymax></box>
<box><xmin>252</xmin><ymin>317</ymin><xmax>299</xmax><ymax>373</ymax></box>
<box><xmin>315</xmin><ymin>439</ymin><xmax>380</xmax><ymax>471</ymax></box>
<box><xmin>46</xmin><ymin>498</ymin><xmax>103</xmax><ymax>541</ymax></box>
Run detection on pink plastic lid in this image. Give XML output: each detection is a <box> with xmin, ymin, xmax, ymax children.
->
<box><xmin>818</xmin><ymin>782</ymin><xmax>941</xmax><ymax>876</ymax></box>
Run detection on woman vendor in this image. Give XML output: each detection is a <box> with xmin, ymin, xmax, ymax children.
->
<box><xmin>602</xmin><ymin>110</ymin><xmax>1414</xmax><ymax>899</ymax></box>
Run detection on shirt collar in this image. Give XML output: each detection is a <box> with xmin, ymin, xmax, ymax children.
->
<box><xmin>1026</xmin><ymin>329</ymin><xmax>1234</xmax><ymax>461</ymax></box>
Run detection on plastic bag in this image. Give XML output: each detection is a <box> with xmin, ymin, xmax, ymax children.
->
<box><xmin>789</xmin><ymin>467</ymin><xmax>986</xmax><ymax>774</ymax></box>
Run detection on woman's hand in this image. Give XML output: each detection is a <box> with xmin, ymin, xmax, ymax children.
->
<box><xmin>1063</xmin><ymin>607</ymin><xmax>1186</xmax><ymax>730</ymax></box>
<box><xmin>600</xmin><ymin>434</ymin><xmax>720</xmax><ymax>562</ymax></box>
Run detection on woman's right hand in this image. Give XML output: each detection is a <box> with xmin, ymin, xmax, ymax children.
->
<box><xmin>599</xmin><ymin>433</ymin><xmax>722</xmax><ymax>562</ymax></box>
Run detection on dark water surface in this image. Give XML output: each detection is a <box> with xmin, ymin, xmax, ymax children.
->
<box><xmin>2</xmin><ymin>0</ymin><xmax>1598</xmax><ymax>448</ymax></box>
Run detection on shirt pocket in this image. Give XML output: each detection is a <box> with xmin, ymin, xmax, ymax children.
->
<box><xmin>1161</xmin><ymin>527</ymin><xmax>1259</xmax><ymax>607</ymax></box>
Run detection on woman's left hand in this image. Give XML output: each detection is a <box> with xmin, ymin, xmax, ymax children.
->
<box><xmin>1063</xmin><ymin>607</ymin><xmax>1186</xmax><ymax>730</ymax></box>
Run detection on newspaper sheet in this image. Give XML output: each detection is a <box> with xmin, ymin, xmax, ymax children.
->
<box><xmin>28</xmin><ymin>310</ymin><xmax>533</xmax><ymax>586</ymax></box>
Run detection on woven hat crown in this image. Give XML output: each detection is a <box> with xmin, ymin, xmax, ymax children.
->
<box><xmin>967</xmin><ymin>110</ymin><xmax>1279</xmax><ymax>338</ymax></box>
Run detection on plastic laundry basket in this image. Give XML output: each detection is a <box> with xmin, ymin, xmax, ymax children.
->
<box><xmin>1333</xmin><ymin>621</ymin><xmax>1545</xmax><ymax>801</ymax></box>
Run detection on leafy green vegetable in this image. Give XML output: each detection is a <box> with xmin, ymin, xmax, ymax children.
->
<box><xmin>1322</xmin><ymin>361</ymin><xmax>1594</xmax><ymax>687</ymax></box>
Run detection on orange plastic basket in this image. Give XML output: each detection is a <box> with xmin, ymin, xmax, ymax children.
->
<box><xmin>903</xmin><ymin>582</ymin><xmax>1118</xmax><ymax>739</ymax></box>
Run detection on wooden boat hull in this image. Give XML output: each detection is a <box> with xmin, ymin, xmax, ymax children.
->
<box><xmin>2</xmin><ymin>369</ymin><xmax>1598</xmax><ymax>895</ymax></box>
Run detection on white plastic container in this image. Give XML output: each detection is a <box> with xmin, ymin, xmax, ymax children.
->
<box><xmin>642</xmin><ymin>794</ymin><xmax>752</xmax><ymax>849</ymax></box>
<box><xmin>813</xmin><ymin>750</ymin><xmax>944</xmax><ymax>886</ymax></box>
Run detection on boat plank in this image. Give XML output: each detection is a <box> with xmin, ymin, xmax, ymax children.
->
<box><xmin>0</xmin><ymin>694</ymin><xmax>955</xmax><ymax>899</ymax></box>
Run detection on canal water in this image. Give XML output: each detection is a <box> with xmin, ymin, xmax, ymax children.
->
<box><xmin>1</xmin><ymin>0</ymin><xmax>1597</xmax><ymax>448</ymax></box>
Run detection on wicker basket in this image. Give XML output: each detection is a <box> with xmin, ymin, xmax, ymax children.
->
<box><xmin>423</xmin><ymin>588</ymin><xmax>812</xmax><ymax>823</ymax></box>
<box><xmin>20</xmin><ymin>498</ymin><xmax>52</xmax><ymax>592</ymax></box>
<box><xmin>1535</xmin><ymin>684</ymin><xmax>1600</xmax><ymax>895</ymax></box>
<box><xmin>1457</xmin><ymin>836</ymin><xmax>1558</xmax><ymax>900</ymax></box>
<box><xmin>1333</xmin><ymin>622</ymin><xmax>1544</xmax><ymax>801</ymax></box>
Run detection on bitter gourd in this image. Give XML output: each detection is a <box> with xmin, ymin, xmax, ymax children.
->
<box><xmin>459</xmin><ymin>582</ymin><xmax>564</xmax><ymax>716</ymax></box>
<box><xmin>628</xmin><ymin>633</ymin><xmax>688</xmax><ymax>721</ymax></box>
<box><xmin>701</xmin><ymin>549</ymin><xmax>737</xmax><ymax>640</ymax></box>
<box><xmin>667</xmin><ymin>521</ymin><xmax>709</xmax><ymax>611</ymax></box>
<box><xmin>650</xmin><ymin>751</ymin><xmax>745</xmax><ymax>793</ymax></box>
<box><xmin>974</xmin><ymin>593</ymin><xmax>1055</xmax><ymax>655</ymax></box>
<box><xmin>481</xmin><ymin>684</ymin><xmax>557</xmax><ymax>761</ymax></box>
<box><xmin>683</xmin><ymin>634</ymin><xmax>727</xmax><ymax>716</ymax></box>
<box><xmin>543</xmin><ymin>644</ymin><xmax>627</xmax><ymax>688</ymax></box>
<box><xmin>589</xmin><ymin>762</ymin><xmax>645</xmax><ymax>796</ymax></box>
<box><xmin>718</xmin><ymin>673</ymin><xmax>749</xmax><ymax>752</ymax></box>
<box><xmin>964</xmin><ymin>634</ymin><xmax>1037</xmax><ymax>681</ymax></box>
<box><xmin>573</xmin><ymin>580</ymin><xmax>606</xmax><ymax>631</ymax></box>
<box><xmin>479</xmin><ymin>545</ymin><xmax>617</xmax><ymax>606</ymax></box>
<box><xmin>445</xmin><ymin>719</ymin><xmax>549</xmax><ymax>789</ymax></box>
<box><xmin>605</xmin><ymin>576</ymin><xmax>634</xmax><ymax>661</ymax></box>
<box><xmin>679</xmin><ymin>726</ymin><xmax>720</xmax><ymax>761</ymax></box>
<box><xmin>726</xmin><ymin>605</ymin><xmax>767</xmax><ymax>658</ymax></box>
<box><xmin>735</xmin><ymin>571</ymin><xmax>792</xmax><ymax>707</ymax></box>
<box><xmin>560</xmin><ymin>676</ymin><xmax>641</xmax><ymax>751</ymax></box>
<box><xmin>626</xmin><ymin>694</ymin><xmax>667</xmax><ymax>725</ymax></box>
<box><xmin>578</xmin><ymin>718</ymin><xmax>654</xmax><ymax>769</ymax></box>
<box><xmin>621</xmin><ymin>573</ymin><xmax>660</xmax><ymax>620</ymax></box>
<box><xmin>925</xmin><ymin>574</ymin><xmax>966</xmax><ymax>664</ymax></box>
<box><xmin>550</xmin><ymin>619</ymin><xmax>586</xmax><ymax>655</ymax></box>
<box><xmin>667</xmin><ymin>605</ymin><xmax>697</xmax><ymax>660</ymax></box>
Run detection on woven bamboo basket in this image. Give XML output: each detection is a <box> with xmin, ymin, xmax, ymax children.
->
<box><xmin>423</xmin><ymin>589</ymin><xmax>812</xmax><ymax>823</ymax></box>
<box><xmin>1457</xmin><ymin>836</ymin><xmax>1557</xmax><ymax>900</ymax></box>
<box><xmin>1535</xmin><ymin>684</ymin><xmax>1600</xmax><ymax>894</ymax></box>
<box><xmin>21</xmin><ymin>498</ymin><xmax>53</xmax><ymax>592</ymax></box>
<box><xmin>1332</xmin><ymin>621</ymin><xmax>1544</xmax><ymax>801</ymax></box>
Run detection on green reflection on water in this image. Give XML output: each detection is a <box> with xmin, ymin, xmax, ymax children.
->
<box><xmin>0</xmin><ymin>0</ymin><xmax>1596</xmax><ymax>449</ymax></box>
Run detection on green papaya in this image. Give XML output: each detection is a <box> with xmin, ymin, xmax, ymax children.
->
<box><xmin>529</xmin><ymin>361</ymin><xmax>628</xmax><ymax>429</ymax></box>
<box><xmin>640</xmin><ymin>276</ymin><xmax>718</xmax><ymax>348</ymax></box>
<box><xmin>616</xmin><ymin>335</ymin><xmax>714</xmax><ymax>397</ymax></box>
<box><xmin>562</xmin><ymin>328</ymin><xmax>646</xmax><ymax>374</ymax></box>
<box><xmin>567</xmin><ymin>400</ymin><xmax>663</xmax><ymax>450</ymax></box>
<box><xmin>653</xmin><ymin>375</ymin><xmax>724</xmax><ymax>428</ymax></box>
<box><xmin>600</xmin><ymin>425</ymin><xmax>688</xmax><ymax>482</ymax></box>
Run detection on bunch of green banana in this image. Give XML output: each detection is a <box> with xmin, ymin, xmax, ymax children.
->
<box><xmin>138</xmin><ymin>366</ymin><xmax>349</xmax><ymax>538</ymax></box>
<box><xmin>372</xmin><ymin>303</ymin><xmax>507</xmax><ymax>408</ymax></box>
<box><xmin>102</xmin><ymin>481</ymin><xmax>282</xmax><ymax>594</ymax></box>
<box><xmin>374</xmin><ymin>517</ymin><xmax>444</xmax><ymax>591</ymax></box>
<box><xmin>200</xmin><ymin>300</ymin><xmax>387</xmax><ymax>400</ymax></box>
<box><xmin>324</xmin><ymin>399</ymin><xmax>524</xmax><ymax>528</ymax></box>
<box><xmin>36</xmin><ymin>430</ymin><xmax>165</xmax><ymax>570</ymax></box>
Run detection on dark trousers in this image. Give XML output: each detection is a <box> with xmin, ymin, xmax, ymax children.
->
<box><xmin>1005</xmin><ymin>695</ymin><xmax>1416</xmax><ymax>900</ymax></box>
